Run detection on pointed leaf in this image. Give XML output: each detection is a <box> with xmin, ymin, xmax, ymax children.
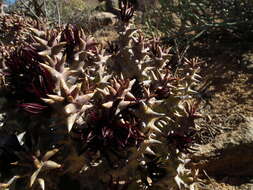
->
<box><xmin>37</xmin><ymin>178</ymin><xmax>45</xmax><ymax>190</ymax></box>
<box><xmin>43</xmin><ymin>160</ymin><xmax>61</xmax><ymax>170</ymax></box>
<box><xmin>30</xmin><ymin>167</ymin><xmax>42</xmax><ymax>187</ymax></box>
<box><xmin>42</xmin><ymin>149</ymin><xmax>59</xmax><ymax>162</ymax></box>
<box><xmin>67</xmin><ymin>113</ymin><xmax>78</xmax><ymax>132</ymax></box>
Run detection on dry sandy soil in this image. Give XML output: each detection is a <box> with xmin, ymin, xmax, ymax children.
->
<box><xmin>188</xmin><ymin>34</ymin><xmax>253</xmax><ymax>190</ymax></box>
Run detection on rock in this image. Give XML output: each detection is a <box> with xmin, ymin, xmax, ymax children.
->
<box><xmin>137</xmin><ymin>0</ymin><xmax>160</xmax><ymax>11</ymax></box>
<box><xmin>170</xmin><ymin>13</ymin><xmax>182</xmax><ymax>33</ymax></box>
<box><xmin>241</xmin><ymin>51</ymin><xmax>253</xmax><ymax>73</ymax></box>
<box><xmin>188</xmin><ymin>117</ymin><xmax>253</xmax><ymax>177</ymax></box>
<box><xmin>89</xmin><ymin>11</ymin><xmax>117</xmax><ymax>26</ymax></box>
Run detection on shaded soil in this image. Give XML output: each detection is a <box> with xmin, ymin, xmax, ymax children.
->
<box><xmin>188</xmin><ymin>33</ymin><xmax>253</xmax><ymax>189</ymax></box>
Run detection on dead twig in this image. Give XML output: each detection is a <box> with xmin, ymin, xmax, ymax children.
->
<box><xmin>19</xmin><ymin>0</ymin><xmax>42</xmax><ymax>22</ymax></box>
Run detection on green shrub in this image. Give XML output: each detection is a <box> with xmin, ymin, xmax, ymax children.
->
<box><xmin>142</xmin><ymin>0</ymin><xmax>253</xmax><ymax>46</ymax></box>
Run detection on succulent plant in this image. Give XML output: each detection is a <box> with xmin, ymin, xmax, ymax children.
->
<box><xmin>0</xmin><ymin>1</ymin><xmax>203</xmax><ymax>189</ymax></box>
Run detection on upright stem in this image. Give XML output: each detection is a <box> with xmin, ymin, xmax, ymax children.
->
<box><xmin>55</xmin><ymin>0</ymin><xmax>61</xmax><ymax>26</ymax></box>
<box><xmin>43</xmin><ymin>0</ymin><xmax>48</xmax><ymax>21</ymax></box>
<box><xmin>0</xmin><ymin>2</ymin><xmax>4</xmax><ymax>15</ymax></box>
